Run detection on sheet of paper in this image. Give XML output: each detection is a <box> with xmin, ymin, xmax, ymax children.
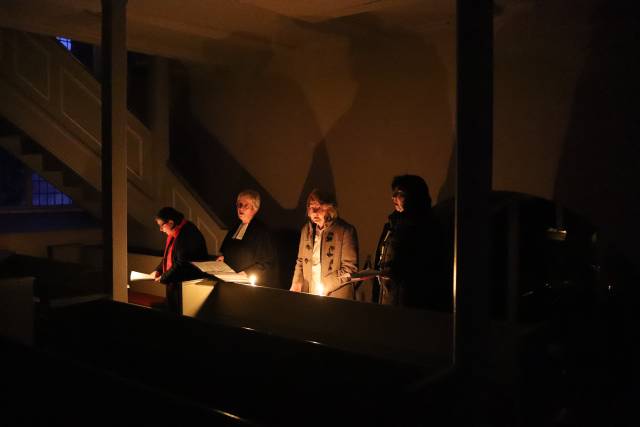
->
<box><xmin>192</xmin><ymin>260</ymin><xmax>236</xmax><ymax>275</ymax></box>
<box><xmin>349</xmin><ymin>269</ymin><xmax>381</xmax><ymax>279</ymax></box>
<box><xmin>191</xmin><ymin>261</ymin><xmax>251</xmax><ymax>284</ymax></box>
<box><xmin>129</xmin><ymin>271</ymin><xmax>156</xmax><ymax>281</ymax></box>
<box><xmin>213</xmin><ymin>271</ymin><xmax>251</xmax><ymax>285</ymax></box>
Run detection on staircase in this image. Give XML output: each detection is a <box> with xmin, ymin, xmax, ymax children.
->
<box><xmin>0</xmin><ymin>28</ymin><xmax>226</xmax><ymax>253</ymax></box>
<box><xmin>0</xmin><ymin>134</ymin><xmax>101</xmax><ymax>218</ymax></box>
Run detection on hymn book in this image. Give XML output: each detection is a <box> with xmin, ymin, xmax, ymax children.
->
<box><xmin>191</xmin><ymin>260</ymin><xmax>251</xmax><ymax>285</ymax></box>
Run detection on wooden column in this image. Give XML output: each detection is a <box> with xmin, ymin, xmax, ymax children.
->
<box><xmin>101</xmin><ymin>0</ymin><xmax>128</xmax><ymax>302</ymax></box>
<box><xmin>453</xmin><ymin>0</ymin><xmax>493</xmax><ymax>412</ymax></box>
<box><xmin>149</xmin><ymin>57</ymin><xmax>170</xmax><ymax>193</ymax></box>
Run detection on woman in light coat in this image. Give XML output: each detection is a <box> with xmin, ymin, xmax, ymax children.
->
<box><xmin>290</xmin><ymin>189</ymin><xmax>358</xmax><ymax>300</ymax></box>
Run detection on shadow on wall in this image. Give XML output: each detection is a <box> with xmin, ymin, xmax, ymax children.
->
<box><xmin>168</xmin><ymin>63</ymin><xmax>335</xmax><ymax>287</ymax></box>
<box><xmin>167</xmin><ymin>15</ymin><xmax>454</xmax><ymax>291</ymax></box>
<box><xmin>554</xmin><ymin>1</ymin><xmax>640</xmax><ymax>273</ymax></box>
<box><xmin>313</xmin><ymin>13</ymin><xmax>454</xmax><ymax>257</ymax></box>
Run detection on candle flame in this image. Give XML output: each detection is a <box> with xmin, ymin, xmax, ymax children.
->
<box><xmin>249</xmin><ymin>274</ymin><xmax>257</xmax><ymax>286</ymax></box>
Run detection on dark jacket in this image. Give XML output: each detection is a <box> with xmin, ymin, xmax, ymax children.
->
<box><xmin>220</xmin><ymin>218</ymin><xmax>277</xmax><ymax>286</ymax></box>
<box><xmin>375</xmin><ymin>210</ymin><xmax>448</xmax><ymax>310</ymax></box>
<box><xmin>155</xmin><ymin>221</ymin><xmax>209</xmax><ymax>284</ymax></box>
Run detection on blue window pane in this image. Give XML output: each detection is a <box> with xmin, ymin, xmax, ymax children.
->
<box><xmin>57</xmin><ymin>37</ymin><xmax>72</xmax><ymax>51</ymax></box>
<box><xmin>30</xmin><ymin>171</ymin><xmax>73</xmax><ymax>207</ymax></box>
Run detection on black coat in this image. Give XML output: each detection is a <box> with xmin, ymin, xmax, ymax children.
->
<box><xmin>155</xmin><ymin>221</ymin><xmax>209</xmax><ymax>284</ymax></box>
<box><xmin>375</xmin><ymin>210</ymin><xmax>448</xmax><ymax>310</ymax></box>
<box><xmin>220</xmin><ymin>218</ymin><xmax>277</xmax><ymax>286</ymax></box>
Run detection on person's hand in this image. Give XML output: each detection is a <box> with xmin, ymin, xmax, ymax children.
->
<box><xmin>290</xmin><ymin>282</ymin><xmax>302</xmax><ymax>292</ymax></box>
<box><xmin>150</xmin><ymin>270</ymin><xmax>161</xmax><ymax>282</ymax></box>
<box><xmin>216</xmin><ymin>255</ymin><xmax>224</xmax><ymax>261</ymax></box>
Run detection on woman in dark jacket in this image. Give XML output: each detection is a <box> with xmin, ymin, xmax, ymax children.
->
<box><xmin>375</xmin><ymin>175</ymin><xmax>448</xmax><ymax>310</ymax></box>
<box><xmin>151</xmin><ymin>206</ymin><xmax>209</xmax><ymax>313</ymax></box>
<box><xmin>218</xmin><ymin>190</ymin><xmax>277</xmax><ymax>286</ymax></box>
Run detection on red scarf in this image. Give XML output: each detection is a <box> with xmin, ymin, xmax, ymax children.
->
<box><xmin>162</xmin><ymin>219</ymin><xmax>187</xmax><ymax>273</ymax></box>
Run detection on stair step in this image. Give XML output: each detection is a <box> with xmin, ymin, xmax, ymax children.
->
<box><xmin>39</xmin><ymin>170</ymin><xmax>64</xmax><ymax>187</ymax></box>
<box><xmin>20</xmin><ymin>138</ymin><xmax>41</xmax><ymax>155</ymax></box>
<box><xmin>0</xmin><ymin>118</ymin><xmax>20</xmax><ymax>136</ymax></box>
<box><xmin>83</xmin><ymin>187</ymin><xmax>101</xmax><ymax>202</ymax></box>
<box><xmin>54</xmin><ymin>184</ymin><xmax>83</xmax><ymax>203</ymax></box>
<box><xmin>21</xmin><ymin>153</ymin><xmax>43</xmax><ymax>171</ymax></box>
<box><xmin>0</xmin><ymin>135</ymin><xmax>23</xmax><ymax>154</ymax></box>
<box><xmin>62</xmin><ymin>170</ymin><xmax>85</xmax><ymax>187</ymax></box>
<box><xmin>41</xmin><ymin>152</ymin><xmax>66</xmax><ymax>172</ymax></box>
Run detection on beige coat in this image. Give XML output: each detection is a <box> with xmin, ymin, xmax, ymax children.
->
<box><xmin>291</xmin><ymin>218</ymin><xmax>359</xmax><ymax>299</ymax></box>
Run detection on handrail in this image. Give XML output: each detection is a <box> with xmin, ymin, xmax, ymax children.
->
<box><xmin>166</xmin><ymin>162</ymin><xmax>227</xmax><ymax>230</ymax></box>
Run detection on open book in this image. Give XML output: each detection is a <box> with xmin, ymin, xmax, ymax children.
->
<box><xmin>191</xmin><ymin>260</ymin><xmax>251</xmax><ymax>285</ymax></box>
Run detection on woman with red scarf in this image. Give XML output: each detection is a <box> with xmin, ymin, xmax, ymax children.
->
<box><xmin>150</xmin><ymin>206</ymin><xmax>208</xmax><ymax>313</ymax></box>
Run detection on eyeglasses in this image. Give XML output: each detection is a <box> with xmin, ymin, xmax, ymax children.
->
<box><xmin>392</xmin><ymin>190</ymin><xmax>405</xmax><ymax>198</ymax></box>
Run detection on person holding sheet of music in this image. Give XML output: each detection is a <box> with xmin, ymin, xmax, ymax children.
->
<box><xmin>151</xmin><ymin>206</ymin><xmax>208</xmax><ymax>313</ymax></box>
<box><xmin>217</xmin><ymin>190</ymin><xmax>277</xmax><ymax>286</ymax></box>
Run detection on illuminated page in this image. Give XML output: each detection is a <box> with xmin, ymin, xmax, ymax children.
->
<box><xmin>211</xmin><ymin>272</ymin><xmax>250</xmax><ymax>285</ymax></box>
<box><xmin>348</xmin><ymin>269</ymin><xmax>382</xmax><ymax>281</ymax></box>
<box><xmin>192</xmin><ymin>260</ymin><xmax>235</xmax><ymax>275</ymax></box>
<box><xmin>129</xmin><ymin>271</ymin><xmax>156</xmax><ymax>281</ymax></box>
<box><xmin>191</xmin><ymin>260</ymin><xmax>251</xmax><ymax>284</ymax></box>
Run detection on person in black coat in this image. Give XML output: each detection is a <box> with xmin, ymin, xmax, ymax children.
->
<box><xmin>375</xmin><ymin>175</ymin><xmax>448</xmax><ymax>310</ymax></box>
<box><xmin>218</xmin><ymin>190</ymin><xmax>277</xmax><ymax>287</ymax></box>
<box><xmin>151</xmin><ymin>206</ymin><xmax>208</xmax><ymax>313</ymax></box>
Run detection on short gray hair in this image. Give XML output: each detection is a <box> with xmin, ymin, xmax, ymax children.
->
<box><xmin>237</xmin><ymin>190</ymin><xmax>261</xmax><ymax>210</ymax></box>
